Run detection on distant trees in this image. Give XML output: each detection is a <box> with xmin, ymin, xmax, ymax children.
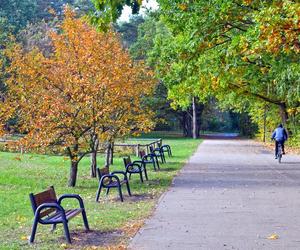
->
<box><xmin>118</xmin><ymin>14</ymin><xmax>201</xmax><ymax>137</ymax></box>
<box><xmin>1</xmin><ymin>9</ymin><xmax>155</xmax><ymax>186</ymax></box>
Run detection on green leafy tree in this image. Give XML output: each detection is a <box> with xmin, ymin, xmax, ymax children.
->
<box><xmin>151</xmin><ymin>0</ymin><xmax>299</xmax><ymax>139</ymax></box>
<box><xmin>91</xmin><ymin>0</ymin><xmax>142</xmax><ymax>29</ymax></box>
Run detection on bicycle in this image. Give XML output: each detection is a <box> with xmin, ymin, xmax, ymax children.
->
<box><xmin>277</xmin><ymin>142</ymin><xmax>283</xmax><ymax>163</ymax></box>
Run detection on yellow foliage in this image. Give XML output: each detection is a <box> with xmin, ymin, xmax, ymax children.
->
<box><xmin>1</xmin><ymin>7</ymin><xmax>156</xmax><ymax>158</ymax></box>
<box><xmin>178</xmin><ymin>3</ymin><xmax>188</xmax><ymax>11</ymax></box>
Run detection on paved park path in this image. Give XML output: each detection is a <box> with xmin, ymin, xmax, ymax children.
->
<box><xmin>129</xmin><ymin>137</ymin><xmax>300</xmax><ymax>250</ymax></box>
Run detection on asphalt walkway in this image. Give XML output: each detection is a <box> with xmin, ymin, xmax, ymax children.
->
<box><xmin>129</xmin><ymin>138</ymin><xmax>300</xmax><ymax>250</ymax></box>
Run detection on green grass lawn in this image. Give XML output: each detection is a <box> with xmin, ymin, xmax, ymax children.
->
<box><xmin>0</xmin><ymin>135</ymin><xmax>201</xmax><ymax>249</ymax></box>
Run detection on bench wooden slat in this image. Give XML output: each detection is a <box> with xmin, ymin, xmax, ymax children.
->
<box><xmin>46</xmin><ymin>209</ymin><xmax>82</xmax><ymax>222</ymax></box>
<box><xmin>123</xmin><ymin>156</ymin><xmax>131</xmax><ymax>166</ymax></box>
<box><xmin>32</xmin><ymin>187</ymin><xmax>57</xmax><ymax>218</ymax></box>
<box><xmin>139</xmin><ymin>150</ymin><xmax>146</xmax><ymax>157</ymax></box>
<box><xmin>29</xmin><ymin>186</ymin><xmax>89</xmax><ymax>244</ymax></box>
<box><xmin>99</xmin><ymin>167</ymin><xmax>109</xmax><ymax>176</ymax></box>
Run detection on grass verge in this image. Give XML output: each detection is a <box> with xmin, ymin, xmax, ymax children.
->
<box><xmin>0</xmin><ymin>135</ymin><xmax>201</xmax><ymax>249</ymax></box>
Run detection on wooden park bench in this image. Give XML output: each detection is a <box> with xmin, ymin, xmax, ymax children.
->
<box><xmin>95</xmin><ymin>166</ymin><xmax>131</xmax><ymax>202</ymax></box>
<box><xmin>29</xmin><ymin>186</ymin><xmax>89</xmax><ymax>244</ymax></box>
<box><xmin>161</xmin><ymin>144</ymin><xmax>172</xmax><ymax>157</ymax></box>
<box><xmin>149</xmin><ymin>145</ymin><xmax>166</xmax><ymax>163</ymax></box>
<box><xmin>123</xmin><ymin>156</ymin><xmax>148</xmax><ymax>182</ymax></box>
<box><xmin>139</xmin><ymin>149</ymin><xmax>160</xmax><ymax>171</ymax></box>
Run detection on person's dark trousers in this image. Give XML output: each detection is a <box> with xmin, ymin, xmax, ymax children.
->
<box><xmin>275</xmin><ymin>140</ymin><xmax>285</xmax><ymax>156</ymax></box>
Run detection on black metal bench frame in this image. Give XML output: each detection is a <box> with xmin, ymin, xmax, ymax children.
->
<box><xmin>139</xmin><ymin>149</ymin><xmax>160</xmax><ymax>171</ymax></box>
<box><xmin>161</xmin><ymin>144</ymin><xmax>172</xmax><ymax>157</ymax></box>
<box><xmin>123</xmin><ymin>156</ymin><xmax>148</xmax><ymax>182</ymax></box>
<box><xmin>95</xmin><ymin>166</ymin><xmax>131</xmax><ymax>202</ymax></box>
<box><xmin>149</xmin><ymin>145</ymin><xmax>166</xmax><ymax>163</ymax></box>
<box><xmin>29</xmin><ymin>186</ymin><xmax>89</xmax><ymax>244</ymax></box>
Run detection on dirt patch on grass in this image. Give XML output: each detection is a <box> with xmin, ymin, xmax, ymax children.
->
<box><xmin>60</xmin><ymin>229</ymin><xmax>124</xmax><ymax>249</ymax></box>
<box><xmin>126</xmin><ymin>193</ymin><xmax>156</xmax><ymax>202</ymax></box>
<box><xmin>58</xmin><ymin>221</ymin><xmax>145</xmax><ymax>249</ymax></box>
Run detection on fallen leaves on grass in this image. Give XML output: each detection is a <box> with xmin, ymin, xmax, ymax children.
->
<box><xmin>20</xmin><ymin>235</ymin><xmax>28</xmax><ymax>240</ymax></box>
<box><xmin>60</xmin><ymin>243</ymin><xmax>70</xmax><ymax>249</ymax></box>
<box><xmin>106</xmin><ymin>245</ymin><xmax>126</xmax><ymax>250</ymax></box>
<box><xmin>121</xmin><ymin>221</ymin><xmax>144</xmax><ymax>238</ymax></box>
<box><xmin>14</xmin><ymin>156</ymin><xmax>22</xmax><ymax>161</ymax></box>
<box><xmin>16</xmin><ymin>215</ymin><xmax>26</xmax><ymax>223</ymax></box>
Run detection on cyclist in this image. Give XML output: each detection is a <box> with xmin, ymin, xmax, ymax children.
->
<box><xmin>271</xmin><ymin>124</ymin><xmax>288</xmax><ymax>159</ymax></box>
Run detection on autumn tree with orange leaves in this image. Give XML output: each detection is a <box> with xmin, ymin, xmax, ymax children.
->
<box><xmin>1</xmin><ymin>8</ymin><xmax>155</xmax><ymax>187</ymax></box>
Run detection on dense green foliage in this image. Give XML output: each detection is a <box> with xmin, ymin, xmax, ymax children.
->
<box><xmin>91</xmin><ymin>0</ymin><xmax>142</xmax><ymax>30</ymax></box>
<box><xmin>124</xmin><ymin>12</ymin><xmax>256</xmax><ymax>136</ymax></box>
<box><xmin>148</xmin><ymin>0</ymin><xmax>299</xmax><ymax>142</ymax></box>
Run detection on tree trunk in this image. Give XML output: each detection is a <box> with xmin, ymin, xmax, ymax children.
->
<box><xmin>90</xmin><ymin>151</ymin><xmax>97</xmax><ymax>178</ymax></box>
<box><xmin>68</xmin><ymin>160</ymin><xmax>78</xmax><ymax>187</ymax></box>
<box><xmin>184</xmin><ymin>111</ymin><xmax>193</xmax><ymax>137</ymax></box>
<box><xmin>263</xmin><ymin>105</ymin><xmax>267</xmax><ymax>142</ymax></box>
<box><xmin>105</xmin><ymin>142</ymin><xmax>112</xmax><ymax>167</ymax></box>
<box><xmin>109</xmin><ymin>142</ymin><xmax>114</xmax><ymax>165</ymax></box>
<box><xmin>192</xmin><ymin>97</ymin><xmax>197</xmax><ymax>139</ymax></box>
<box><xmin>279</xmin><ymin>103</ymin><xmax>288</xmax><ymax>125</ymax></box>
<box><xmin>196</xmin><ymin>103</ymin><xmax>204</xmax><ymax>137</ymax></box>
<box><xmin>181</xmin><ymin>112</ymin><xmax>189</xmax><ymax>137</ymax></box>
<box><xmin>279</xmin><ymin>103</ymin><xmax>291</xmax><ymax>135</ymax></box>
<box><xmin>90</xmin><ymin>138</ymin><xmax>99</xmax><ymax>178</ymax></box>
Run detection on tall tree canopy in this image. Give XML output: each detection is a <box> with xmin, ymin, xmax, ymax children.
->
<box><xmin>1</xmin><ymin>8</ymin><xmax>155</xmax><ymax>186</ymax></box>
<box><xmin>147</xmin><ymin>0</ymin><xmax>299</xmax><ymax>140</ymax></box>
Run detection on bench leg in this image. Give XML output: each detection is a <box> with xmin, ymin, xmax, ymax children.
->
<box><xmin>144</xmin><ymin>166</ymin><xmax>148</xmax><ymax>181</ymax></box>
<box><xmin>118</xmin><ymin>185</ymin><xmax>124</xmax><ymax>202</ymax></box>
<box><xmin>152</xmin><ymin>160</ymin><xmax>157</xmax><ymax>171</ymax></box>
<box><xmin>168</xmin><ymin>146</ymin><xmax>172</xmax><ymax>156</ymax></box>
<box><xmin>126</xmin><ymin>181</ymin><xmax>132</xmax><ymax>196</ymax></box>
<box><xmin>95</xmin><ymin>184</ymin><xmax>102</xmax><ymax>202</ymax></box>
<box><xmin>81</xmin><ymin>209</ymin><xmax>90</xmax><ymax>231</ymax></box>
<box><xmin>162</xmin><ymin>152</ymin><xmax>166</xmax><ymax>163</ymax></box>
<box><xmin>51</xmin><ymin>223</ymin><xmax>57</xmax><ymax>232</ymax></box>
<box><xmin>29</xmin><ymin>217</ymin><xmax>39</xmax><ymax>243</ymax></box>
<box><xmin>160</xmin><ymin>154</ymin><xmax>165</xmax><ymax>163</ymax></box>
<box><xmin>106</xmin><ymin>188</ymin><xmax>110</xmax><ymax>196</ymax></box>
<box><xmin>63</xmin><ymin>220</ymin><xmax>71</xmax><ymax>244</ymax></box>
<box><xmin>139</xmin><ymin>171</ymin><xmax>144</xmax><ymax>183</ymax></box>
<box><xmin>155</xmin><ymin>156</ymin><xmax>160</xmax><ymax>170</ymax></box>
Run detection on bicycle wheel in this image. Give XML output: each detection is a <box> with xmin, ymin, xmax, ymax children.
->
<box><xmin>278</xmin><ymin>143</ymin><xmax>283</xmax><ymax>163</ymax></box>
<box><xmin>278</xmin><ymin>153</ymin><xmax>282</xmax><ymax>163</ymax></box>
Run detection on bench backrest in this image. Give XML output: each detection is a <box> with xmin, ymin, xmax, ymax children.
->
<box><xmin>29</xmin><ymin>186</ymin><xmax>58</xmax><ymax>218</ymax></box>
<box><xmin>123</xmin><ymin>156</ymin><xmax>131</xmax><ymax>167</ymax></box>
<box><xmin>97</xmin><ymin>166</ymin><xmax>109</xmax><ymax>179</ymax></box>
<box><xmin>139</xmin><ymin>150</ymin><xmax>146</xmax><ymax>158</ymax></box>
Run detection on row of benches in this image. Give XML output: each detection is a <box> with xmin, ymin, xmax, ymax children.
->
<box><xmin>28</xmin><ymin>144</ymin><xmax>172</xmax><ymax>244</ymax></box>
